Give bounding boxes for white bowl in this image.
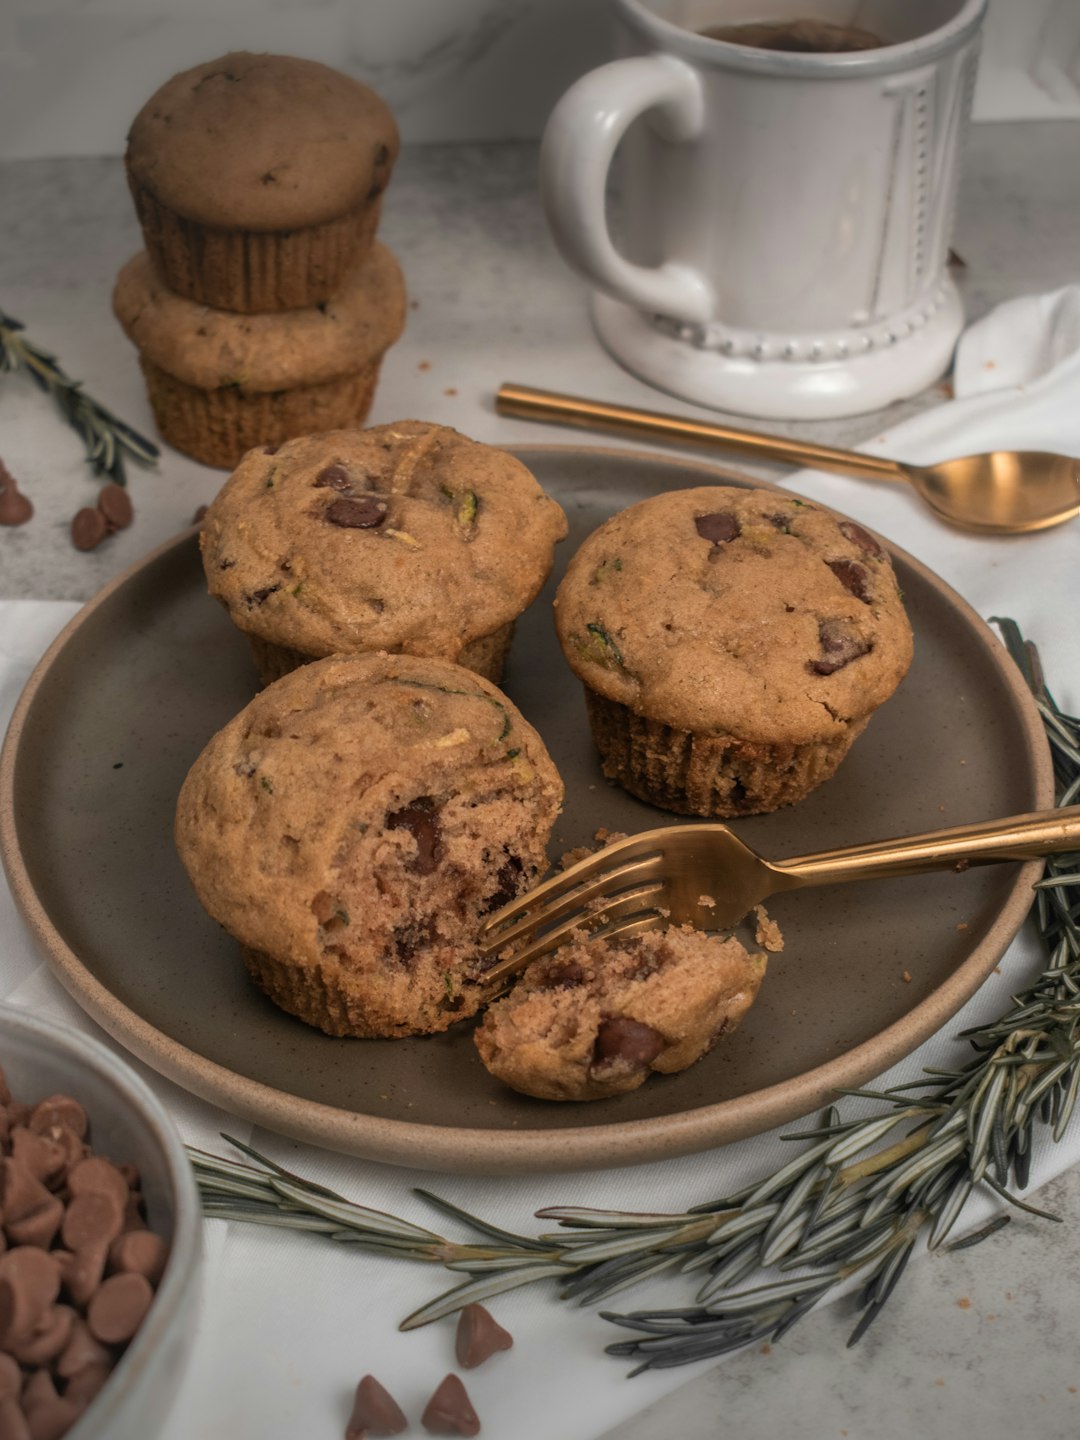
[0,1003,202,1439]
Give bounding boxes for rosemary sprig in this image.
[0,308,159,486]
[189,619,1080,1372]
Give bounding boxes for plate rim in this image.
[0,443,1055,1174]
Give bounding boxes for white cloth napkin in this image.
[1,289,1078,1440]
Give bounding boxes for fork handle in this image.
[772,805,1080,889]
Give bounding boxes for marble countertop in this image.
[2,124,1079,1440]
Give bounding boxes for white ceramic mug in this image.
[541,0,987,419]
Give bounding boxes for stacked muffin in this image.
[113,53,405,468]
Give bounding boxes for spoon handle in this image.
[771,806,1080,891]
[496,382,908,483]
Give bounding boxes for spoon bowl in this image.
[497,384,1080,535]
[907,450,1080,533]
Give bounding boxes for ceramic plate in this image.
[0,446,1053,1173]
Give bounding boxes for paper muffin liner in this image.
[138,355,383,470]
[239,945,483,1039]
[246,621,517,689]
[127,175,383,313]
[583,690,869,817]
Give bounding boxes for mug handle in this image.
[540,55,713,326]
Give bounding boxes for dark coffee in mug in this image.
[699,18,886,51]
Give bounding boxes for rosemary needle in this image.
[0,307,159,487]
[189,618,1080,1373]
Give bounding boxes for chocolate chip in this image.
[55,1244,108,1309]
[592,1017,665,1070]
[386,797,442,874]
[55,1316,112,1380]
[98,483,133,531]
[0,1353,18,1400]
[809,619,873,675]
[455,1302,513,1369]
[421,1374,480,1437]
[390,917,438,966]
[325,495,388,529]
[0,1396,29,1439]
[695,512,741,544]
[838,520,883,556]
[61,1192,124,1251]
[86,1272,153,1344]
[28,1097,86,1141]
[765,512,792,531]
[9,1131,67,1189]
[71,507,107,552]
[22,1391,83,1439]
[481,856,523,915]
[249,584,281,606]
[0,472,32,527]
[346,1374,407,1438]
[107,1230,169,1285]
[7,1303,74,1366]
[67,1157,130,1211]
[0,1249,61,1345]
[313,464,354,492]
[539,961,585,990]
[826,557,872,603]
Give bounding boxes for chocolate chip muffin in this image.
[125,52,399,313]
[555,487,913,817]
[174,652,564,1038]
[113,244,404,469]
[200,421,569,684]
[475,926,767,1101]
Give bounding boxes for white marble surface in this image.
[1,0,1079,164]
[2,125,1080,1439]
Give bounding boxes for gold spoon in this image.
[496,383,1080,536]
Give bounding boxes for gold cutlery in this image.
[496,382,1080,536]
[479,805,1080,981]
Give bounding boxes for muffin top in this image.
[555,486,913,744]
[126,52,399,230]
[201,422,569,660]
[113,244,405,391]
[175,651,563,978]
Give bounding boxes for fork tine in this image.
[479,854,667,958]
[476,831,669,939]
[480,893,668,986]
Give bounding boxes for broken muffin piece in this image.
[474,925,766,1101]
[175,652,563,1037]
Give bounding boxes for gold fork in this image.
[477,806,1080,985]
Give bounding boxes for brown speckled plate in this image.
[0,446,1053,1174]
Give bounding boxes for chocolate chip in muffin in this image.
[695,511,741,545]
[809,618,873,675]
[592,1016,666,1071]
[826,557,872,603]
[838,520,883,556]
[313,464,354,493]
[386,797,442,874]
[325,495,388,529]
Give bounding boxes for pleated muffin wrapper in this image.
[113,242,406,470]
[124,51,399,313]
[554,485,915,819]
[583,689,871,818]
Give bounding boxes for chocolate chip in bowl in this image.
[0,1005,201,1440]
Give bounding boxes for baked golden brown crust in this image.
[556,487,913,745]
[113,244,404,392]
[554,487,913,816]
[126,52,399,231]
[174,653,564,1038]
[474,926,767,1101]
[200,421,569,671]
